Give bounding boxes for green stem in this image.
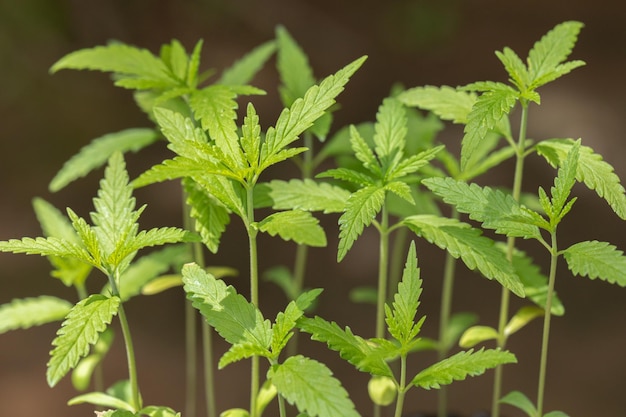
[437,209,458,417]
[246,184,260,417]
[202,320,217,417]
[537,230,558,417]
[393,355,407,417]
[376,204,390,339]
[491,102,528,417]
[109,271,141,411]
[184,299,197,417]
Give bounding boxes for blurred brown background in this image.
[1,1,625,416]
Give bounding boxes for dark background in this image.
[1,1,625,416]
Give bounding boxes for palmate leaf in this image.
[0,296,73,334]
[49,128,159,192]
[563,240,626,287]
[50,42,178,90]
[254,179,350,213]
[460,82,518,171]
[536,138,626,220]
[386,241,423,345]
[257,210,327,247]
[269,355,360,417]
[182,263,272,349]
[527,21,585,90]
[410,348,516,390]
[298,316,392,377]
[184,178,231,253]
[397,85,476,124]
[262,55,367,165]
[337,185,386,261]
[422,177,543,240]
[47,294,120,387]
[403,214,524,296]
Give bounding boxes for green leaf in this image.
[403,214,524,296]
[49,128,159,192]
[496,47,529,93]
[110,227,194,269]
[33,198,93,286]
[459,326,499,348]
[337,185,386,261]
[527,21,585,90]
[182,263,272,348]
[184,178,231,253]
[68,391,135,412]
[218,40,277,86]
[373,97,407,170]
[47,294,120,387]
[0,296,73,334]
[255,179,350,214]
[0,235,94,265]
[257,210,327,247]
[422,177,543,240]
[548,140,579,220]
[298,316,392,377]
[269,355,360,417]
[397,85,476,124]
[460,81,518,171]
[140,405,181,417]
[500,390,537,417]
[386,241,423,345]
[563,241,626,287]
[276,26,316,106]
[505,306,544,337]
[349,125,379,172]
[536,138,626,220]
[240,103,262,173]
[262,56,367,164]
[272,289,323,355]
[50,42,177,90]
[410,348,516,389]
[441,312,479,351]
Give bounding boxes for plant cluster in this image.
[1,20,625,417]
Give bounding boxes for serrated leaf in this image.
[373,97,406,170]
[386,241,423,344]
[298,316,392,377]
[422,177,543,240]
[262,56,367,164]
[114,227,196,266]
[218,40,276,86]
[496,47,530,93]
[184,178,230,253]
[0,236,94,265]
[240,103,262,172]
[49,129,159,192]
[255,179,350,213]
[0,296,73,334]
[317,167,376,187]
[337,185,386,261]
[272,289,323,355]
[460,82,518,171]
[527,21,585,90]
[50,42,177,90]
[349,124,378,171]
[388,145,443,180]
[47,294,120,387]
[276,26,315,106]
[410,348,516,389]
[536,138,626,220]
[257,210,326,247]
[563,241,626,287]
[269,355,360,417]
[220,342,272,369]
[397,85,476,124]
[549,140,579,220]
[182,263,272,348]
[403,214,524,296]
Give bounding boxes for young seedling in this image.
[299,241,517,417]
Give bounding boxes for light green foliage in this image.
[268,355,360,417]
[183,178,231,253]
[256,210,327,247]
[0,296,72,333]
[47,294,120,387]
[563,241,626,286]
[254,179,350,213]
[537,138,626,219]
[320,97,442,260]
[500,390,571,417]
[402,214,524,296]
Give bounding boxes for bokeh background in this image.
[1,1,625,416]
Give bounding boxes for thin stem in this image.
[286,243,308,357]
[184,300,197,417]
[202,321,217,417]
[376,204,390,339]
[393,355,407,417]
[536,230,558,417]
[491,102,529,417]
[246,184,260,417]
[109,271,141,411]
